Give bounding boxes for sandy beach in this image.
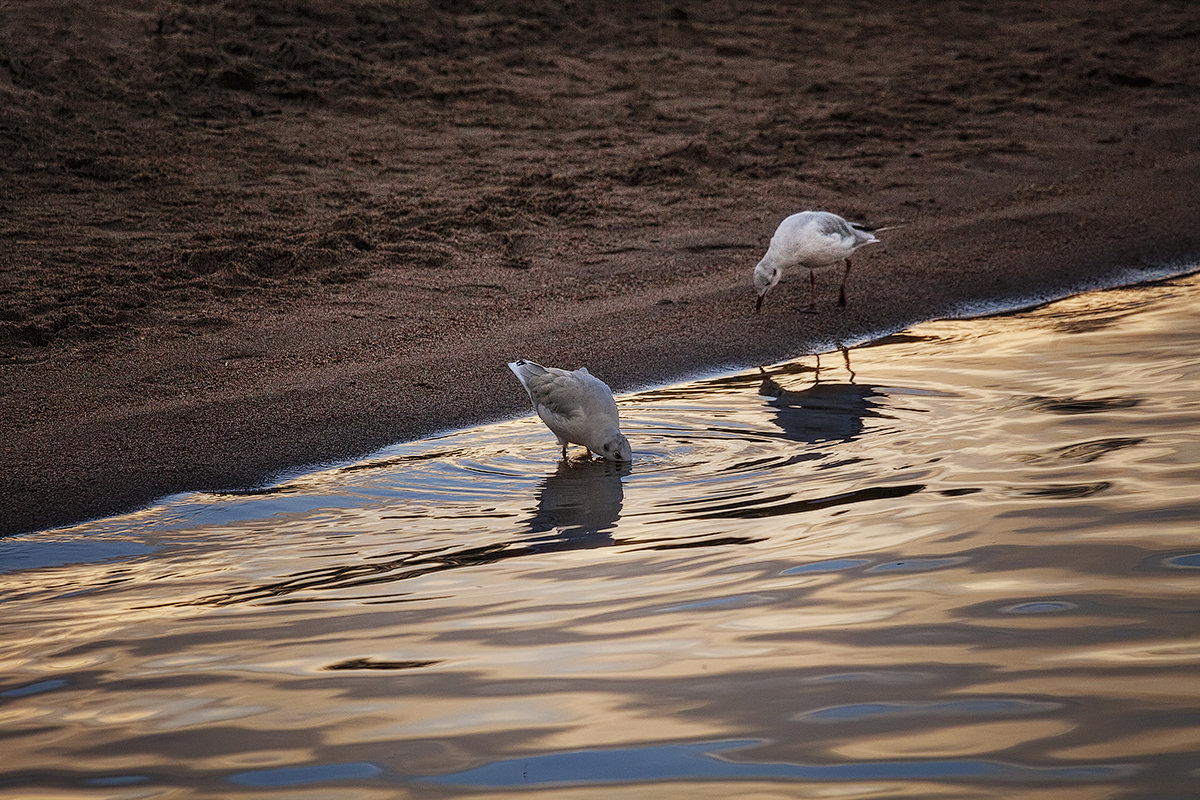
[2,0,1197,536]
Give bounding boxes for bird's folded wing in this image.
[816,214,853,238]
[527,370,588,423]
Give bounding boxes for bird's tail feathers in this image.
[851,221,905,234]
[507,359,547,387]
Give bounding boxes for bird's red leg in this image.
[838,259,852,307]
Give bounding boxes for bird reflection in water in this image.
[196,459,631,605]
[758,349,882,445]
[525,458,631,548]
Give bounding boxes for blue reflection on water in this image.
[422,739,1128,787]
[781,558,871,575]
[800,698,1060,721]
[0,539,155,574]
[229,762,383,788]
[82,775,152,787]
[1003,600,1076,614]
[1,679,69,698]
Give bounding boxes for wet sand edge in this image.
[6,158,1197,537]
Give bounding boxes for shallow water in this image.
[3,272,1200,799]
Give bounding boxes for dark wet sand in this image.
[2,1,1198,535]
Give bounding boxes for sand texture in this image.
[2,1,1198,534]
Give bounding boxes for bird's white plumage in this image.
[753,210,885,311]
[508,359,632,461]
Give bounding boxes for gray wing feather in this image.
[816,213,878,248]
[529,371,589,422]
[815,213,854,238]
[509,360,588,420]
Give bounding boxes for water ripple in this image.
[3,271,1199,797]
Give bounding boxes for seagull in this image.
[508,359,633,462]
[753,211,893,313]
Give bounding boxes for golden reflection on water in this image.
[2,272,1200,797]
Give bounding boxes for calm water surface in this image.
[3,273,1200,799]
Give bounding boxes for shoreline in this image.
[9,249,1199,537]
[910,260,1200,323]
[3,1,1199,536]
[34,261,1200,539]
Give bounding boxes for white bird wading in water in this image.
[508,359,633,462]
[753,211,893,313]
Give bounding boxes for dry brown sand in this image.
[2,1,1198,535]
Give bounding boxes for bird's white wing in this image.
[525,367,591,428]
[776,211,876,266]
[572,368,620,422]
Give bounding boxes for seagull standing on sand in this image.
[753,211,890,313]
[508,359,633,462]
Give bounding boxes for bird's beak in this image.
[755,293,765,313]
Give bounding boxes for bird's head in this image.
[753,259,781,313]
[599,433,633,463]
